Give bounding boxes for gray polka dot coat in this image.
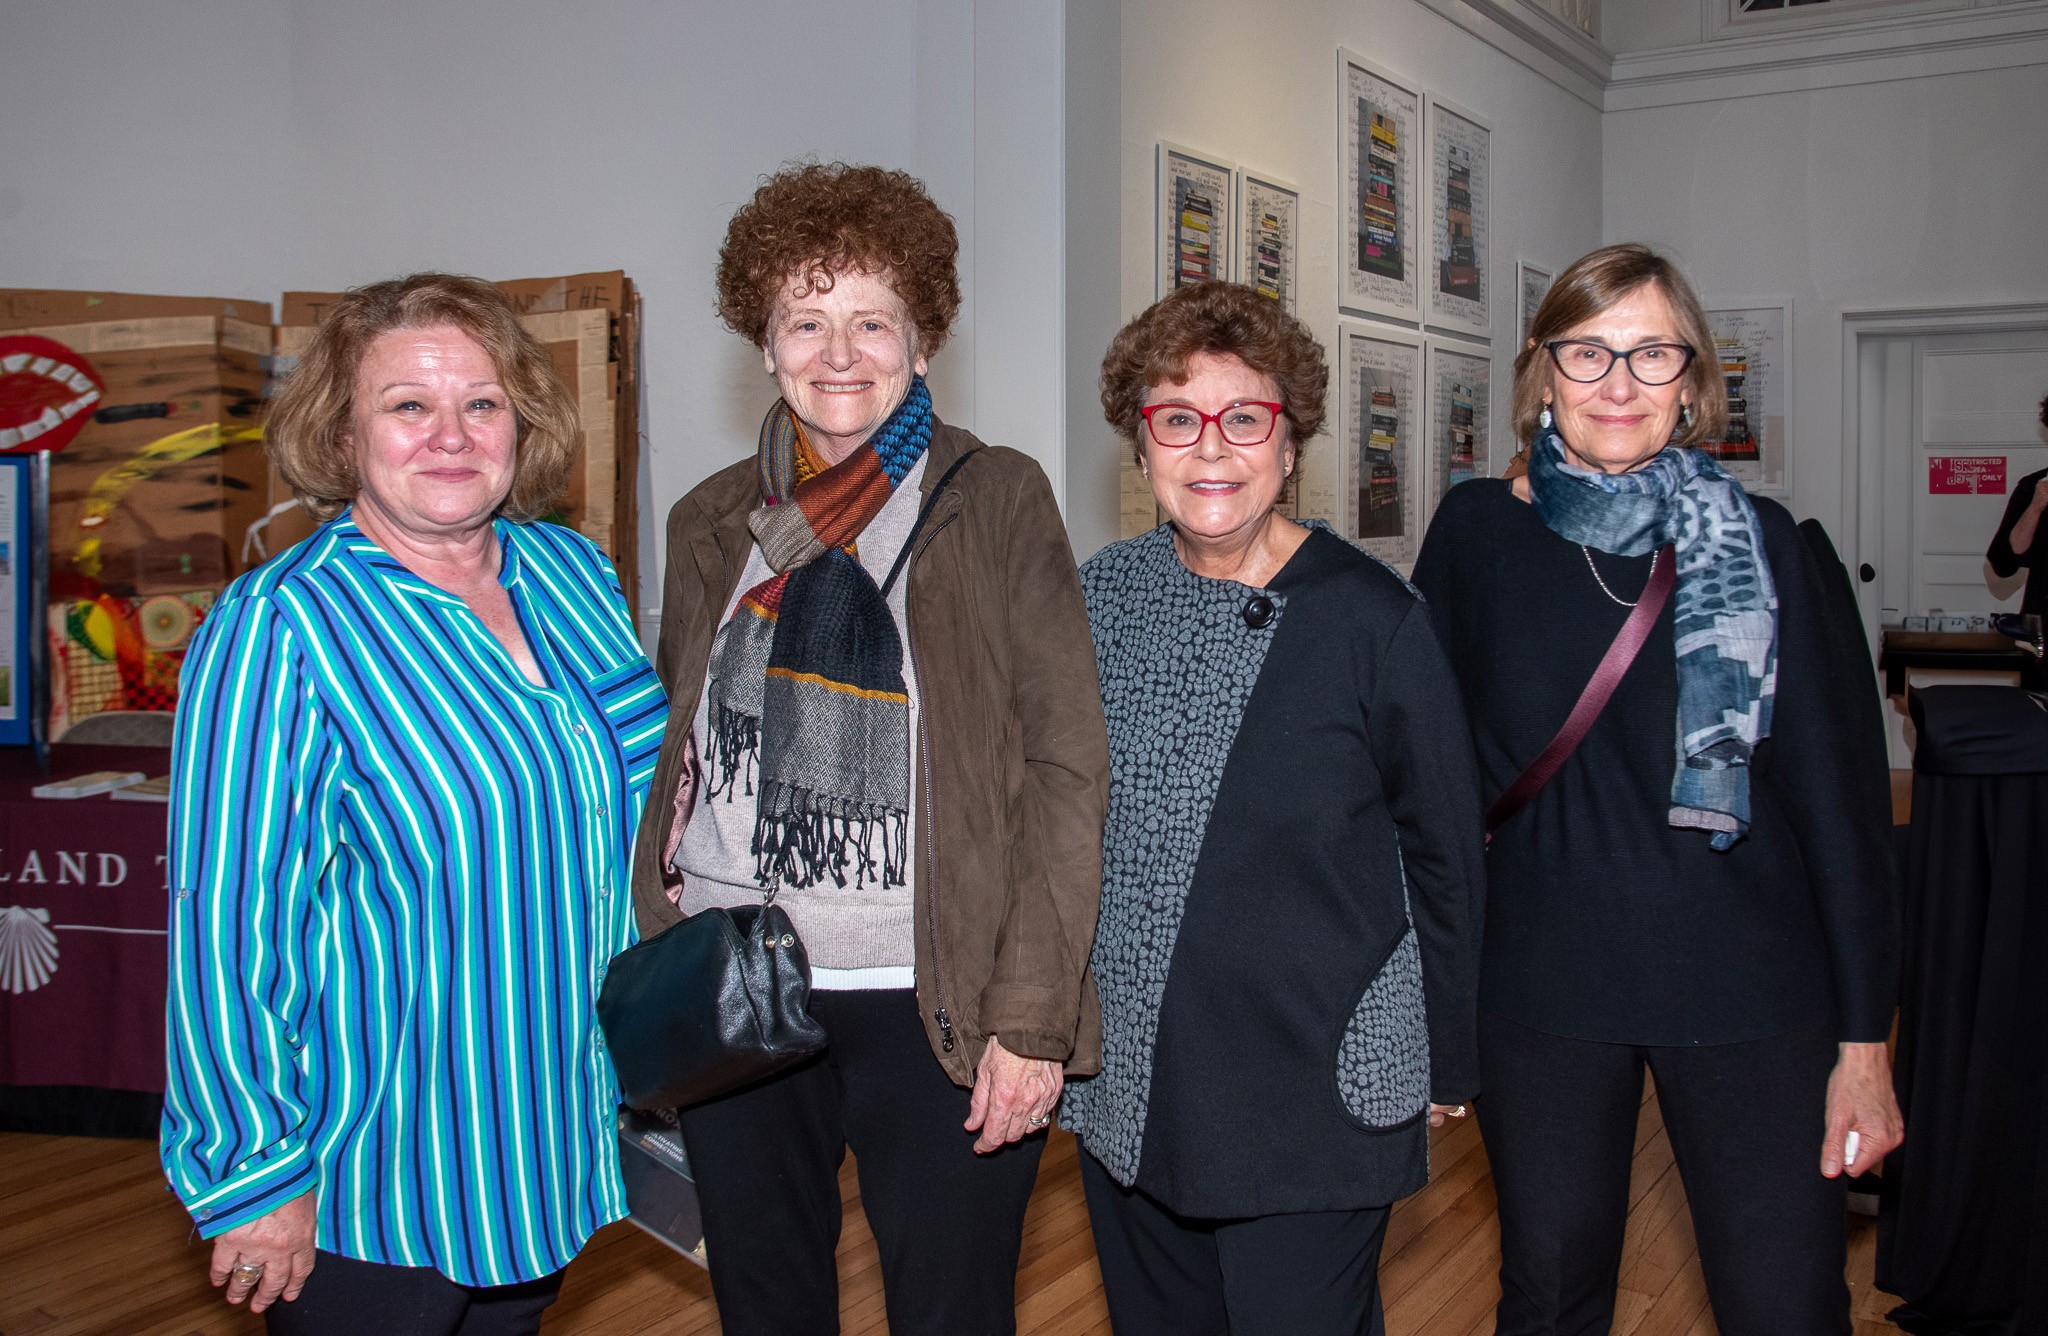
[1059,525,1485,1217]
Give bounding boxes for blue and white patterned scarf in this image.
[1527,425,1777,850]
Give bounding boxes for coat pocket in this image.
[1334,926,1432,1129]
[591,659,669,792]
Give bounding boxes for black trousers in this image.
[264,1250,563,1336]
[675,988,1047,1336]
[1080,1148,1391,1336]
[1479,1010,1851,1336]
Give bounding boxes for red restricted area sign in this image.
[1929,456,2007,495]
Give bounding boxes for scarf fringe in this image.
[703,703,760,801]
[751,782,909,890]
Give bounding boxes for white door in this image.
[1870,328,2048,623]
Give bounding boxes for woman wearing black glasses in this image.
[1064,280,1484,1335]
[1412,244,1902,1336]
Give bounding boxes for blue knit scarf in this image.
[1527,424,1777,850]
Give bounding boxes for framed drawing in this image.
[1338,51,1423,321]
[1426,97,1491,337]
[1516,260,1553,350]
[1701,300,1790,494]
[1236,169,1301,313]
[1425,339,1493,515]
[1338,322,1426,567]
[1157,143,1235,300]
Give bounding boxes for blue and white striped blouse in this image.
[161,513,667,1287]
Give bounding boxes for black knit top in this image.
[1062,525,1485,1217]
[1412,481,1899,1047]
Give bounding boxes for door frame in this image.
[1841,300,2048,645]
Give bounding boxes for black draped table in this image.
[0,744,173,1137]
[1879,686,2048,1334]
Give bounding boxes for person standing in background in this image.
[1985,394,2048,620]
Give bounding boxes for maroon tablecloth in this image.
[0,745,173,1092]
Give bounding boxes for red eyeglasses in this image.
[1139,400,1286,448]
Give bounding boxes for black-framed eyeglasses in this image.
[1139,400,1285,448]
[1546,340,1697,386]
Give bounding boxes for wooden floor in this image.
[1,1095,1903,1336]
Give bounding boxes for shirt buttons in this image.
[596,804,608,818]
[197,1208,213,1221]
[573,723,588,736]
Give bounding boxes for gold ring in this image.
[231,1261,265,1285]
[1453,1105,1469,1118]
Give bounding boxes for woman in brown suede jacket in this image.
[626,162,1109,1336]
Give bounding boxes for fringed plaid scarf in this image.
[702,376,934,889]
[1528,424,1778,850]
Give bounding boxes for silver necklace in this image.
[1581,545,1638,607]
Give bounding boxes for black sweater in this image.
[1987,466,2048,619]
[1066,526,1485,1217]
[1412,481,1899,1046]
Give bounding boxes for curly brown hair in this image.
[1100,282,1328,464]
[268,272,580,524]
[716,162,961,354]
[1513,243,1726,449]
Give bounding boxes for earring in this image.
[1680,402,1694,428]
[1539,403,1554,430]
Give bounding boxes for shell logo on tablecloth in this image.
[0,905,58,994]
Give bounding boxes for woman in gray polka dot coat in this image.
[1060,281,1485,1336]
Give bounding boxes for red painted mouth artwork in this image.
[0,333,104,454]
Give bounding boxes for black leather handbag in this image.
[597,898,827,1111]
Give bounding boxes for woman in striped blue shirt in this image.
[161,273,666,1335]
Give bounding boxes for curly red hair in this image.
[1100,282,1328,464]
[716,162,961,354]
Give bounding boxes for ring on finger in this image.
[232,1261,265,1286]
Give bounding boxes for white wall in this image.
[1602,62,2048,540]
[1088,0,1607,552]
[1601,0,1708,52]
[0,0,1077,622]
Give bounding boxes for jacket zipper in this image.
[905,508,960,1054]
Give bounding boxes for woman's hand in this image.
[1427,1102,1471,1129]
[1821,1041,1904,1178]
[965,1034,1063,1154]
[2011,476,2048,556]
[209,1189,317,1312]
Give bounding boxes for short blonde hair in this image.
[268,273,581,523]
[1512,243,1726,449]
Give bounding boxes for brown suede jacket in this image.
[629,422,1108,1087]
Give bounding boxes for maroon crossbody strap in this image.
[1485,543,1676,837]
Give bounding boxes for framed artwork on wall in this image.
[1425,339,1493,514]
[1701,299,1791,495]
[1157,143,1235,300]
[1426,97,1491,338]
[1236,169,1301,313]
[1337,51,1423,322]
[1516,260,1553,350]
[1338,322,1426,567]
